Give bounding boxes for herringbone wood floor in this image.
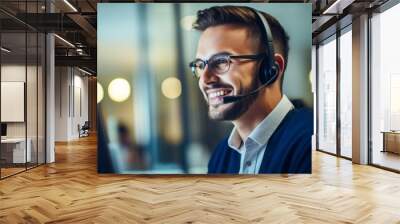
[1,135,400,224]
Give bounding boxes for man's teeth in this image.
[209,90,228,98]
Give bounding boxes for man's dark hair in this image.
[193,5,290,87]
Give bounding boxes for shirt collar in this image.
[227,95,294,151]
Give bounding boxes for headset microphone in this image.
[221,73,277,104]
[222,87,261,104]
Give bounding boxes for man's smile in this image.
[206,88,233,106]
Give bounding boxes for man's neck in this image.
[232,91,282,142]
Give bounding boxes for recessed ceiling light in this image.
[78,67,92,76]
[1,47,11,53]
[63,0,78,12]
[54,34,75,48]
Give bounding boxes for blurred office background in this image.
[97,3,312,174]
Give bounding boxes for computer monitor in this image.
[1,123,7,137]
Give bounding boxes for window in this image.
[371,2,400,171]
[339,28,352,158]
[317,36,337,154]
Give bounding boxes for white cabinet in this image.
[1,138,32,163]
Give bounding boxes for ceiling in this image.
[0,0,391,75]
[0,0,98,74]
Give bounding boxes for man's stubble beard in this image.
[208,79,260,121]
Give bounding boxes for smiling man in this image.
[189,5,313,174]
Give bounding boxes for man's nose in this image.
[200,65,219,85]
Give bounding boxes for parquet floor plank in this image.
[1,135,400,223]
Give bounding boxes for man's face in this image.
[196,25,261,120]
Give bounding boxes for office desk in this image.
[382,131,400,154]
[1,138,31,163]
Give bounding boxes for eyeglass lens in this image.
[192,55,230,78]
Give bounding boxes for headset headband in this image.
[254,10,275,69]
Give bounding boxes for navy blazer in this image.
[208,108,313,174]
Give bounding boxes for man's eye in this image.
[211,58,228,69]
[196,61,205,69]
[215,58,226,64]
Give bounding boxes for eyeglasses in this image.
[189,53,266,78]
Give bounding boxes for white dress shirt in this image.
[227,95,294,174]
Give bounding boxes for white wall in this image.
[55,67,89,141]
[55,66,69,141]
[1,65,38,137]
[1,66,26,138]
[1,65,27,142]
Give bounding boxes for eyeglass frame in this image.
[188,52,266,78]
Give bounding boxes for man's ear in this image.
[274,54,285,79]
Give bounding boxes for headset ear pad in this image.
[268,62,280,84]
[258,58,279,85]
[258,58,269,85]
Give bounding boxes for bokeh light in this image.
[97,82,104,103]
[108,78,131,102]
[161,77,182,99]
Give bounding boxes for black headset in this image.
[252,10,280,86]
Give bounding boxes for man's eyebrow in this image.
[196,51,231,60]
[211,51,232,57]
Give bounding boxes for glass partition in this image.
[0,1,46,179]
[1,31,28,177]
[317,35,337,155]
